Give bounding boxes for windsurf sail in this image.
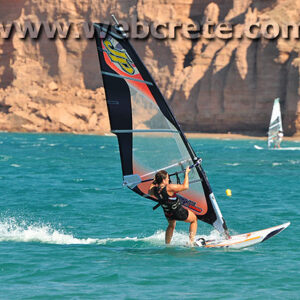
[93,18,229,237]
[268,98,283,148]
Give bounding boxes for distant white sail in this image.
[268,98,283,148]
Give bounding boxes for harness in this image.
[152,186,180,212]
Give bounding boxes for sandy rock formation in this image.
[0,0,299,135]
[0,84,109,133]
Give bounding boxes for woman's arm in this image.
[167,166,190,193]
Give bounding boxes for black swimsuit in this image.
[153,186,188,221]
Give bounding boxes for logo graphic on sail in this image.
[103,38,136,75]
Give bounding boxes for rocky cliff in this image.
[0,0,299,135]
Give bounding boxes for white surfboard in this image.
[254,145,300,151]
[195,222,290,249]
[272,147,300,151]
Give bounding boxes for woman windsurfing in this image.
[148,167,198,245]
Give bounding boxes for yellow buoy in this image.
[226,189,232,197]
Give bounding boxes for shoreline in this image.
[1,130,300,141]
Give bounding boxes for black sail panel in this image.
[94,22,229,236]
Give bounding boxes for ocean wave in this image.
[52,204,69,208]
[225,163,240,166]
[0,155,11,161]
[0,219,220,247]
[10,164,21,168]
[73,178,84,182]
[0,218,98,245]
[0,218,233,248]
[288,160,300,165]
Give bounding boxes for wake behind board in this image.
[254,145,264,150]
[254,145,300,151]
[195,222,290,249]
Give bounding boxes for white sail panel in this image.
[268,98,283,148]
[128,83,207,215]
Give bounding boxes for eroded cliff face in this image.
[0,0,299,135]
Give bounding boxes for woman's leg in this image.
[184,210,198,244]
[165,219,176,244]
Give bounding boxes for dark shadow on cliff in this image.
[250,0,277,11]
[188,0,233,23]
[0,40,14,88]
[184,40,196,68]
[37,10,59,78]
[179,43,237,133]
[280,51,299,136]
[82,38,103,90]
[0,0,27,88]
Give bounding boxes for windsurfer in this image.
[275,130,283,148]
[148,167,198,245]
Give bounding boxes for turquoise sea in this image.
[0,133,299,299]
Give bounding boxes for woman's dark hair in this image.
[153,170,168,185]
